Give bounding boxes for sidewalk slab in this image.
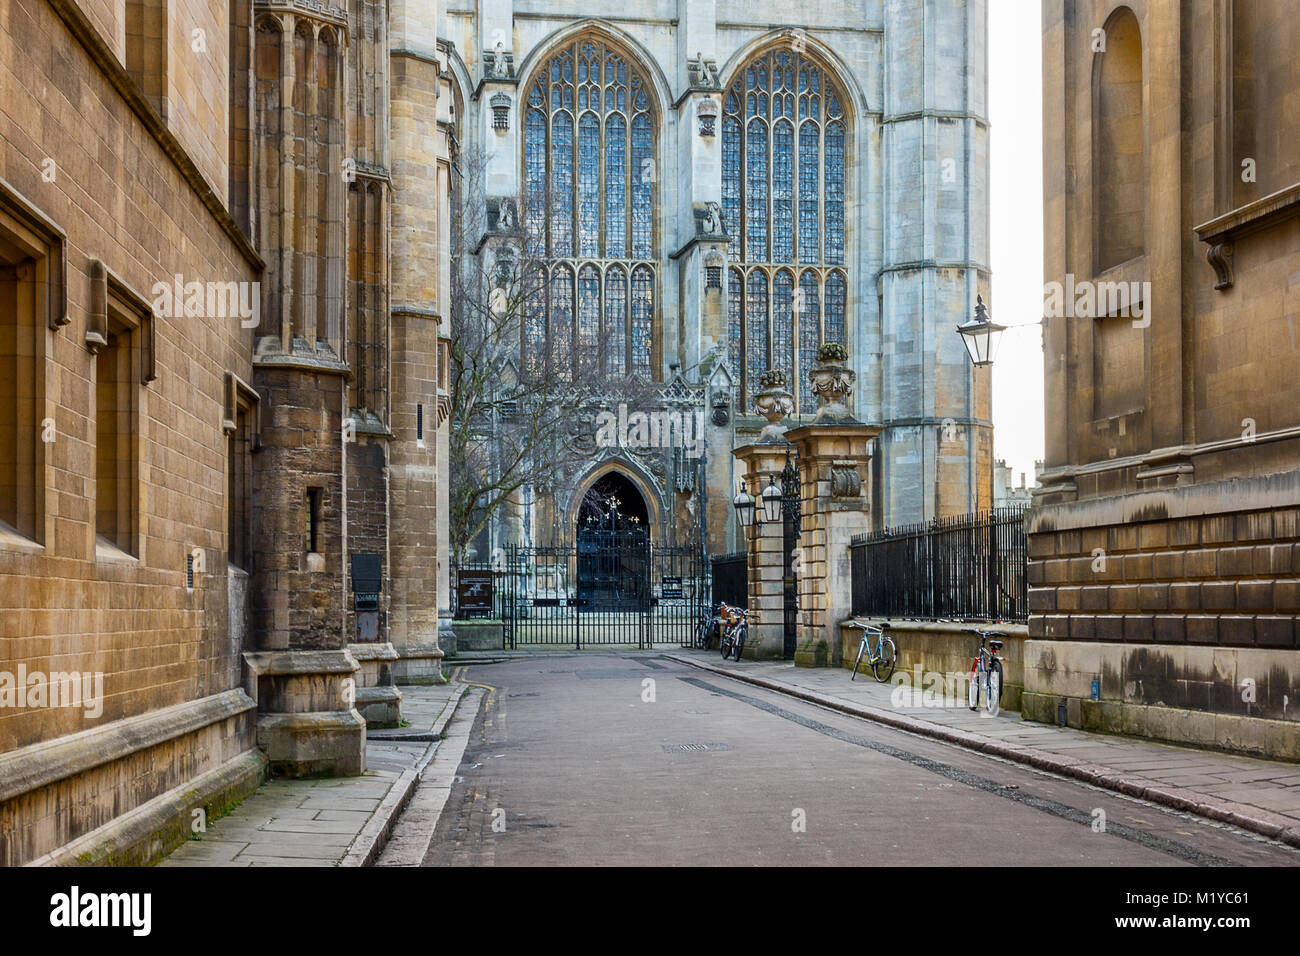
[161,683,473,867]
[665,651,1300,848]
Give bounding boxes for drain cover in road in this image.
[661,742,733,753]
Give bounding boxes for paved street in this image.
[421,654,1300,866]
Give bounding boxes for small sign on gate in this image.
[661,575,683,599]
[457,570,495,618]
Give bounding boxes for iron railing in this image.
[849,506,1029,622]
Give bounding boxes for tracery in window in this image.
[522,37,658,380]
[722,46,851,411]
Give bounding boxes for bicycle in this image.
[847,621,896,682]
[695,604,721,650]
[963,627,1007,716]
[718,604,747,661]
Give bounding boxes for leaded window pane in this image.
[577,265,600,377]
[524,265,547,378]
[772,271,794,386]
[799,121,820,264]
[825,121,845,265]
[631,266,654,378]
[525,109,547,257]
[745,120,768,261]
[727,267,743,382]
[722,116,741,259]
[605,266,627,377]
[578,113,600,257]
[746,270,768,388]
[773,121,794,262]
[825,271,847,348]
[798,271,821,411]
[550,264,574,381]
[605,114,626,257]
[631,113,654,258]
[551,112,573,256]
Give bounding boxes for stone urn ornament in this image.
[808,342,856,422]
[753,368,794,442]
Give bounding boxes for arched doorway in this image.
[576,472,649,611]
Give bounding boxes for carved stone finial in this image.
[754,368,794,442]
[808,342,857,423]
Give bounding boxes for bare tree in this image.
[447,149,657,562]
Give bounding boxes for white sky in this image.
[987,0,1045,487]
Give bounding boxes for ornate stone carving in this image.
[830,461,862,499]
[808,342,856,422]
[1206,241,1234,290]
[484,42,515,80]
[490,91,511,131]
[753,368,794,442]
[696,97,718,137]
[687,53,720,89]
[693,201,725,238]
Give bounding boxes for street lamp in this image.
[732,482,756,530]
[956,295,1005,367]
[761,475,783,525]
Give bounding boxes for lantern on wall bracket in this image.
[760,475,783,525]
[732,482,756,530]
[956,295,1005,367]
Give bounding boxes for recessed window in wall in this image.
[1093,8,1144,272]
[95,322,139,556]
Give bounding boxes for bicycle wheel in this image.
[872,637,897,683]
[720,634,731,659]
[968,663,980,710]
[732,629,745,661]
[851,636,866,681]
[985,661,1003,717]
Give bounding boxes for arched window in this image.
[723,46,848,411]
[522,37,657,380]
[1093,8,1143,271]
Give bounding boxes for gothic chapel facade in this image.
[447,0,994,557]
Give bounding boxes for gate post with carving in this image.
[732,370,797,660]
[785,345,881,667]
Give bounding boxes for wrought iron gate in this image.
[781,452,801,660]
[490,536,707,648]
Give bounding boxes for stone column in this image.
[731,370,795,660]
[785,346,880,667]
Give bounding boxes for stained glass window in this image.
[723,46,851,411]
[727,267,744,379]
[577,265,601,377]
[798,271,821,409]
[772,271,794,386]
[825,271,847,348]
[746,271,768,389]
[605,266,627,377]
[631,265,654,378]
[550,264,574,382]
[521,38,658,381]
[524,264,547,378]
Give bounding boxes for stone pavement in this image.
[160,683,473,867]
[667,650,1300,847]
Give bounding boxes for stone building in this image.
[445,0,994,563]
[1030,1,1300,759]
[0,0,453,865]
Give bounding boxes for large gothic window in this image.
[723,47,848,411]
[523,38,657,381]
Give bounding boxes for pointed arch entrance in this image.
[576,470,649,611]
